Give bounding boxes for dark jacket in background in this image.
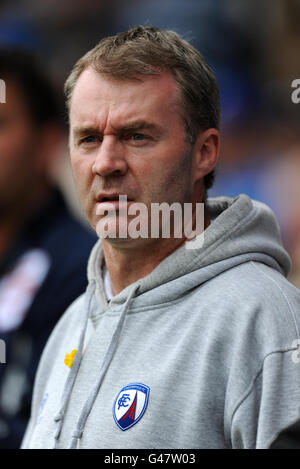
[0,187,97,448]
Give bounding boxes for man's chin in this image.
[95,220,136,242]
[100,235,155,252]
[95,218,152,249]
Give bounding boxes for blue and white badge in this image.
[113,383,150,431]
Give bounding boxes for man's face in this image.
[0,82,43,218]
[69,68,199,245]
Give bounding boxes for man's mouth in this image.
[101,196,121,202]
[95,194,134,215]
[96,193,133,203]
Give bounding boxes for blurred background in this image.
[0,0,300,448]
[0,0,299,283]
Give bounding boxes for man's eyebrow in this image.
[72,121,163,137]
[113,121,162,133]
[72,126,99,138]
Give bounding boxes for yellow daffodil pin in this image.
[64,349,77,368]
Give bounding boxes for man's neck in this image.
[102,209,211,296]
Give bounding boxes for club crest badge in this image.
[113,383,150,431]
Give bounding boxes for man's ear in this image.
[191,128,220,184]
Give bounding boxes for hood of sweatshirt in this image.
[87,193,291,317]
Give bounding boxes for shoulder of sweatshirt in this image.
[204,260,300,437]
[200,259,300,352]
[249,260,300,341]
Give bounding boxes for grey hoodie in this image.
[22,194,300,449]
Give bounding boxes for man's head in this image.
[0,48,63,220]
[66,26,220,246]
[66,26,220,190]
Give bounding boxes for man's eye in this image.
[132,133,145,141]
[81,136,98,144]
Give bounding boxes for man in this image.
[0,49,96,448]
[22,26,300,449]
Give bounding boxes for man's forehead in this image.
[70,66,182,122]
[73,65,179,93]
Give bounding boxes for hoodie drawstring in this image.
[69,282,140,449]
[53,279,96,449]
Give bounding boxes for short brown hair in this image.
[65,25,220,190]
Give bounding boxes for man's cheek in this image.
[72,172,89,212]
[72,160,86,189]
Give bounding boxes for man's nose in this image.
[92,135,128,177]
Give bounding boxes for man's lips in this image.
[96,193,133,203]
[95,194,134,214]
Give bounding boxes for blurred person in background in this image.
[0,48,96,448]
